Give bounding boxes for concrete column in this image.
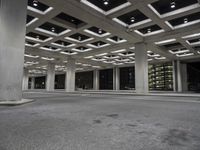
[173,61,188,92]
[0,0,27,101]
[65,58,76,92]
[93,69,99,90]
[31,77,35,89]
[135,43,149,94]
[22,68,29,91]
[113,67,120,90]
[46,63,55,91]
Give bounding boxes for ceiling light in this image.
[184,18,188,24]
[170,1,176,8]
[131,17,135,23]
[51,27,55,32]
[36,35,40,39]
[33,0,38,7]
[98,29,102,34]
[78,36,82,41]
[147,28,151,33]
[103,0,109,5]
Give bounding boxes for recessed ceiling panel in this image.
[117,9,149,25]
[151,0,198,15]
[86,0,128,11]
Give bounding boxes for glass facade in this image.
[187,62,200,92]
[120,67,135,90]
[149,62,173,91]
[55,74,65,89]
[75,71,93,90]
[35,76,46,89]
[99,69,113,90]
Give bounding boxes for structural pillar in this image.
[46,63,55,91]
[65,58,76,92]
[135,43,149,94]
[173,60,188,92]
[0,0,27,101]
[93,69,99,90]
[22,68,29,91]
[31,77,35,90]
[113,67,120,90]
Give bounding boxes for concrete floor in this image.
[0,92,200,150]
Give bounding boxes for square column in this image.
[93,69,99,90]
[113,67,120,90]
[65,58,76,92]
[135,43,149,94]
[22,68,29,91]
[0,0,27,101]
[31,77,35,90]
[46,63,55,91]
[173,61,188,92]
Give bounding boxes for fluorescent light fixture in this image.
[27,6,53,15]
[84,56,94,59]
[155,39,176,45]
[176,53,194,57]
[118,52,135,57]
[51,42,76,48]
[113,62,124,65]
[26,36,53,43]
[113,18,152,28]
[111,49,126,53]
[186,40,200,46]
[169,49,190,54]
[103,60,115,63]
[65,37,94,43]
[40,47,61,52]
[106,38,127,44]
[115,58,130,62]
[92,58,106,61]
[26,18,38,27]
[182,33,200,39]
[87,43,110,49]
[41,57,55,61]
[24,54,39,58]
[84,29,110,37]
[25,43,40,47]
[155,57,166,60]
[35,28,71,36]
[103,55,119,59]
[92,66,101,68]
[25,61,39,65]
[60,51,77,55]
[96,53,108,57]
[72,47,92,52]
[134,29,165,37]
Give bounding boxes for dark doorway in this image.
[120,67,135,90]
[99,69,113,90]
[75,71,93,90]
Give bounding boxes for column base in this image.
[0,99,34,106]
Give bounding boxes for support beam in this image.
[93,69,99,90]
[135,43,149,94]
[0,0,27,101]
[22,68,29,91]
[46,63,55,91]
[65,58,76,92]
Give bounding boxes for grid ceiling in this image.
[25,0,200,75]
